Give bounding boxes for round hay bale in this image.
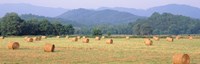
[24,36,29,40]
[77,36,81,39]
[33,37,39,41]
[166,37,173,42]
[56,36,60,38]
[82,36,86,39]
[126,36,130,39]
[173,54,190,64]
[82,38,89,43]
[7,42,20,49]
[26,38,33,42]
[95,36,101,40]
[42,36,47,39]
[189,36,193,40]
[153,36,159,41]
[106,39,113,44]
[38,36,42,41]
[65,36,69,39]
[101,36,105,39]
[144,39,153,46]
[44,43,55,52]
[0,36,5,39]
[72,37,78,42]
[176,36,180,40]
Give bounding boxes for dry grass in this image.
[0,37,200,64]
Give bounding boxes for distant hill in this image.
[98,4,200,19]
[0,3,68,17]
[57,8,144,25]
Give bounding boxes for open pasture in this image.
[0,36,200,64]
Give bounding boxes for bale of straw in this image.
[44,43,55,52]
[38,36,42,41]
[82,36,86,39]
[0,36,4,39]
[153,36,159,41]
[24,36,29,40]
[56,36,60,38]
[173,54,190,64]
[33,37,39,41]
[166,37,173,42]
[7,42,20,50]
[95,36,101,40]
[26,38,33,42]
[42,36,47,39]
[126,36,130,39]
[77,36,81,39]
[106,39,113,44]
[144,39,153,46]
[82,38,89,43]
[72,37,78,42]
[101,36,105,39]
[65,36,69,39]
[176,36,180,40]
[189,36,193,40]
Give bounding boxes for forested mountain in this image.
[0,3,68,17]
[99,4,200,19]
[131,12,200,35]
[57,8,144,25]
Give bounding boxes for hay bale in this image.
[189,36,193,40]
[42,36,47,39]
[82,38,89,43]
[106,39,113,44]
[101,36,105,39]
[72,37,78,42]
[33,37,39,41]
[77,36,81,39]
[173,54,190,64]
[56,36,60,38]
[82,36,86,39]
[7,42,20,49]
[0,36,4,39]
[166,37,173,42]
[176,36,180,40]
[24,36,29,40]
[38,36,42,41]
[95,36,101,40]
[144,39,153,46]
[44,43,55,52]
[126,36,130,39]
[65,36,69,39]
[153,36,159,41]
[26,38,33,42]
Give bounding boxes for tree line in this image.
[0,12,74,36]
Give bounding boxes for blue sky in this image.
[0,0,200,9]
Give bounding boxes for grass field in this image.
[0,37,200,64]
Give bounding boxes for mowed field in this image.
[0,37,200,64]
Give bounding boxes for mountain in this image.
[98,4,200,19]
[57,8,144,25]
[0,3,68,17]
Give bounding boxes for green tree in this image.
[92,28,102,36]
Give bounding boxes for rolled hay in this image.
[44,43,55,52]
[176,36,180,40]
[101,36,105,39]
[173,54,190,64]
[126,36,130,39]
[7,42,20,49]
[65,36,69,39]
[38,36,42,41]
[106,39,113,44]
[42,36,47,39]
[0,36,4,39]
[166,37,173,42]
[56,36,60,38]
[189,36,193,40]
[33,37,39,41]
[77,36,81,39]
[71,37,78,42]
[82,38,89,43]
[153,36,159,41]
[26,38,33,42]
[82,36,86,39]
[95,36,101,40]
[24,36,29,40]
[144,39,153,46]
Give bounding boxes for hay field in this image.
[0,37,200,64]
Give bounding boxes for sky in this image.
[0,0,200,9]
